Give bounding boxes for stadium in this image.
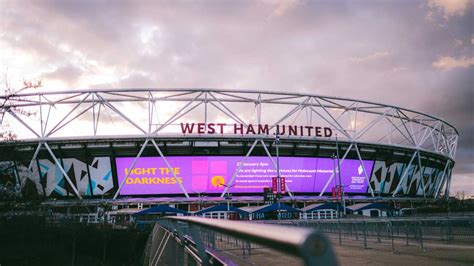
[0,88,459,214]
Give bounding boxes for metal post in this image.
[335,135,347,214]
[377,222,381,243]
[405,222,409,246]
[210,230,215,249]
[260,139,294,198]
[220,139,259,197]
[113,139,149,199]
[7,109,40,137]
[392,151,418,196]
[227,193,230,220]
[338,221,342,246]
[319,143,353,196]
[221,183,234,220]
[390,221,395,253]
[43,142,82,199]
[416,152,427,198]
[446,218,451,242]
[363,221,367,249]
[275,135,281,220]
[354,144,375,197]
[96,93,147,134]
[151,139,190,198]
[445,167,453,201]
[355,224,358,241]
[332,153,341,217]
[418,221,424,251]
[434,161,450,198]
[27,142,42,170]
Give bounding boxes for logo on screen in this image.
[358,164,363,175]
[211,175,225,188]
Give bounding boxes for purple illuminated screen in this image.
[116,156,374,195]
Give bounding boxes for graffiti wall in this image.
[0,157,113,197]
[37,157,113,197]
[1,156,448,198]
[369,161,445,196]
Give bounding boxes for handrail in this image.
[165,216,338,265]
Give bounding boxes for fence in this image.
[143,216,338,266]
[267,217,474,253]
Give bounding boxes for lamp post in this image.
[335,134,346,217]
[221,183,235,220]
[275,135,281,220]
[192,191,204,211]
[332,153,341,218]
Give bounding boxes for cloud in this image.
[347,52,389,64]
[454,39,463,47]
[267,0,301,17]
[390,66,408,73]
[427,0,471,19]
[432,56,474,70]
[43,64,83,85]
[0,1,472,194]
[450,173,474,197]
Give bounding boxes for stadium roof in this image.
[240,203,301,213]
[347,203,397,212]
[132,205,188,216]
[301,202,348,212]
[194,205,249,215]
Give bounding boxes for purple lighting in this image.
[116,156,374,195]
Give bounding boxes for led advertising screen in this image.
[116,156,374,195]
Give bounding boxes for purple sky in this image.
[1,0,472,196]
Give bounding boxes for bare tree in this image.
[454,190,466,201]
[1,68,42,140]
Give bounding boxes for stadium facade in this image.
[0,89,458,208]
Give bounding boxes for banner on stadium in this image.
[115,156,373,195]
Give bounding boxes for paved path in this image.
[212,237,474,265]
[333,241,474,266]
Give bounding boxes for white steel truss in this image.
[1,89,458,200]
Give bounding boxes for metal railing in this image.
[265,217,474,253]
[143,216,338,265]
